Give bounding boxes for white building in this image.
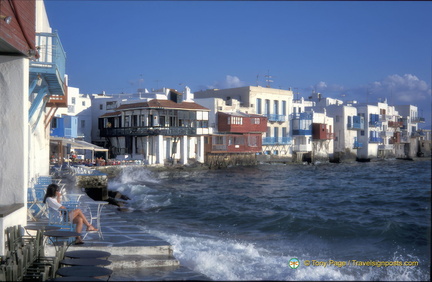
[53,85,92,142]
[0,0,65,254]
[195,86,294,157]
[91,87,194,146]
[326,102,364,161]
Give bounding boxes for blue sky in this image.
[45,1,431,128]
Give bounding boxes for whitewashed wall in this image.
[0,56,29,254]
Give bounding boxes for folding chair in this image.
[47,206,77,245]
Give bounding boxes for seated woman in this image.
[43,184,98,244]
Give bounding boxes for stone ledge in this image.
[0,203,24,217]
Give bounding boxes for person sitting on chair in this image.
[43,183,98,244]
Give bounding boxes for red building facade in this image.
[205,112,267,153]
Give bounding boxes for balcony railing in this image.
[265,114,286,122]
[262,137,292,145]
[369,121,381,127]
[353,141,363,148]
[100,126,197,137]
[290,113,313,120]
[369,137,383,143]
[347,122,364,130]
[411,117,425,123]
[30,32,66,96]
[292,129,312,136]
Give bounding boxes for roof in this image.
[50,137,108,152]
[219,111,266,118]
[100,111,121,118]
[116,99,210,111]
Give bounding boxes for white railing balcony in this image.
[30,32,66,96]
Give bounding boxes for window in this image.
[82,101,86,106]
[274,101,279,115]
[251,118,260,124]
[248,135,258,147]
[228,116,243,125]
[106,101,117,110]
[282,101,287,116]
[214,136,225,145]
[71,97,76,104]
[80,120,85,128]
[265,100,270,115]
[51,118,58,129]
[256,98,262,114]
[99,104,103,110]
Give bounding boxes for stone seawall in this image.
[206,153,257,169]
[76,172,108,201]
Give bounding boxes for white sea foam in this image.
[141,228,428,281]
[112,166,160,186]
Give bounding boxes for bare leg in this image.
[74,216,84,233]
[73,216,84,243]
[71,209,98,231]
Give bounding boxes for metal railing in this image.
[290,113,313,120]
[265,114,286,122]
[353,141,363,148]
[100,126,197,137]
[292,129,312,136]
[31,32,66,81]
[369,121,381,127]
[369,137,383,143]
[411,117,425,123]
[262,137,292,145]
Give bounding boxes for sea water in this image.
[108,159,431,281]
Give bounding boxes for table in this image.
[25,225,60,233]
[48,277,104,281]
[43,230,81,251]
[56,266,113,278]
[84,201,108,240]
[65,250,111,259]
[25,225,61,244]
[60,258,112,267]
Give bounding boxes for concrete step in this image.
[108,254,179,269]
[46,244,173,257]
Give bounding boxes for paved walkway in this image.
[28,173,210,281]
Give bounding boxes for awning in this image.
[50,137,108,152]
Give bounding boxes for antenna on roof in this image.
[264,70,274,88]
[256,74,260,86]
